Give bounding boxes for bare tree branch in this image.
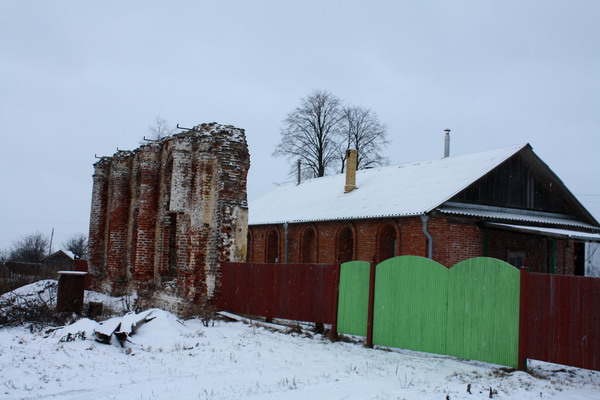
[339,105,389,172]
[142,115,176,143]
[63,233,88,260]
[9,233,49,263]
[274,91,390,179]
[273,90,344,178]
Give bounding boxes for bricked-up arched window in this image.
[377,224,397,262]
[301,227,317,263]
[246,231,253,262]
[266,229,280,263]
[336,226,354,263]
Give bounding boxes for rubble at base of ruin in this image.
[87,123,250,311]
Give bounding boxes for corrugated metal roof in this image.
[249,144,528,225]
[438,204,600,231]
[485,223,600,242]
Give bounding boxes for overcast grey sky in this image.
[1,1,599,253]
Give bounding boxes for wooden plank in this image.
[216,311,313,334]
[94,316,122,344]
[366,261,376,348]
[336,261,370,337]
[518,270,528,370]
[522,273,600,371]
[373,256,448,356]
[446,257,520,368]
[218,262,338,325]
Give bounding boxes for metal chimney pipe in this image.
[444,129,451,158]
[296,159,301,185]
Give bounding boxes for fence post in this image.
[330,262,341,340]
[366,260,376,348]
[518,268,528,371]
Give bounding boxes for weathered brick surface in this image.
[88,123,250,308]
[249,216,575,271]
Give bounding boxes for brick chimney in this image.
[344,149,357,193]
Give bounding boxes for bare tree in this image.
[9,232,49,263]
[339,105,389,172]
[274,90,344,179]
[63,233,88,259]
[144,115,175,142]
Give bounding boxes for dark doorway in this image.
[574,242,585,276]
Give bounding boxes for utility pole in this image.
[48,228,54,256]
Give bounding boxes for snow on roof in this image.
[43,250,74,260]
[249,144,528,225]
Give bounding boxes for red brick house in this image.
[248,144,600,275]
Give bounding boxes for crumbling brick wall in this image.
[88,123,250,310]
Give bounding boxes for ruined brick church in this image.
[87,123,250,310]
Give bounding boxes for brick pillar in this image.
[88,160,111,284]
[169,140,193,213]
[133,147,160,283]
[125,156,140,283]
[207,128,250,302]
[106,153,132,291]
[187,155,218,302]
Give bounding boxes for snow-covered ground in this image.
[1,282,599,400]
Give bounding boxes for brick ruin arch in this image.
[87,123,250,311]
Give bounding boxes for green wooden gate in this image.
[446,257,520,367]
[337,261,370,336]
[336,256,521,368]
[373,256,448,355]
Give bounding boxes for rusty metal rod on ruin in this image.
[142,136,159,142]
[176,123,193,130]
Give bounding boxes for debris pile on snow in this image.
[50,309,157,345]
[98,310,156,344]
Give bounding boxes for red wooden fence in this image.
[520,272,600,371]
[218,262,339,325]
[217,262,600,372]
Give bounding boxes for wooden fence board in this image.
[337,261,370,337]
[522,273,600,371]
[220,258,600,372]
[218,262,338,324]
[373,256,448,355]
[447,257,520,368]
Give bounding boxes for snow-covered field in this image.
[1,282,599,400]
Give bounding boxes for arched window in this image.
[266,229,280,263]
[164,155,177,275]
[377,224,397,262]
[336,226,354,263]
[301,227,317,263]
[164,156,174,211]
